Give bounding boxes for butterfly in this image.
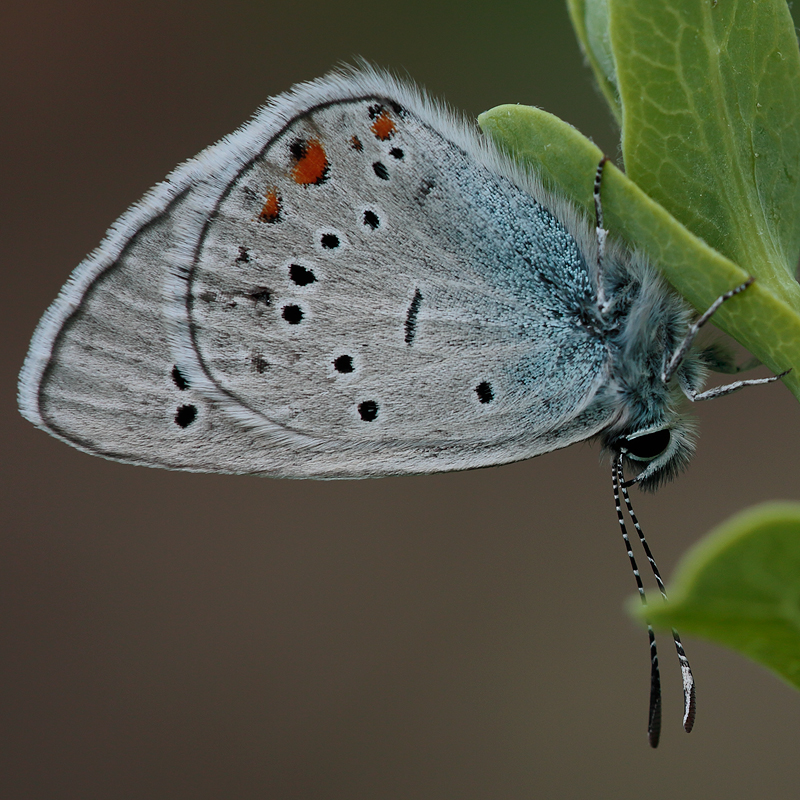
[17,65,783,746]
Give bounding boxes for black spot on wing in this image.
[373,162,389,180]
[475,381,494,403]
[333,355,353,373]
[289,264,316,286]
[175,404,197,427]
[171,365,189,390]
[363,209,379,230]
[358,400,378,421]
[282,305,303,324]
[321,233,340,249]
[404,289,423,345]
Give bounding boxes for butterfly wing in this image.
[19,68,613,477]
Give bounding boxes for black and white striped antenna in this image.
[616,456,697,745]
[591,154,782,746]
[611,457,664,747]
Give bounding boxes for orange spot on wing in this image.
[350,135,363,151]
[371,111,397,141]
[291,138,329,185]
[259,188,281,222]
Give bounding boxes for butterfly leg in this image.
[684,371,790,402]
[593,156,611,314]
[662,277,754,383]
[664,276,790,399]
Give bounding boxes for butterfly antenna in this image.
[593,157,610,314]
[612,456,662,747]
[620,469,696,734]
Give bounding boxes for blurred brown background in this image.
[3,1,800,798]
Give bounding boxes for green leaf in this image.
[631,503,800,691]
[478,105,800,402]
[611,0,800,287]
[566,0,622,123]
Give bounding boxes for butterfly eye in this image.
[623,429,671,461]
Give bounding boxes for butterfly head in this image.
[605,416,698,491]
[597,251,708,490]
[599,346,704,490]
